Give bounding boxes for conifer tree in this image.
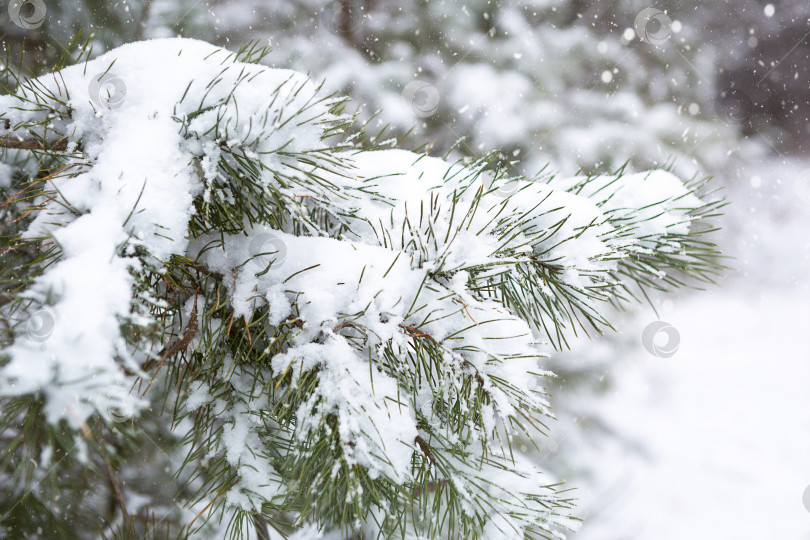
[0,38,723,539]
[145,0,751,177]
[3,0,755,177]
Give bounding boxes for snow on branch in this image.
[0,38,721,538]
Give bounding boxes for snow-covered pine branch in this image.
[0,39,722,539]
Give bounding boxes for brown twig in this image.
[415,436,435,466]
[251,511,272,540]
[0,136,69,151]
[398,323,438,345]
[141,295,199,394]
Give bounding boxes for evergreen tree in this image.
[0,38,722,539]
[3,0,759,177]
[143,0,754,177]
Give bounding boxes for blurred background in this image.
[3,0,809,537]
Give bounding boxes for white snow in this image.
[0,161,13,187]
[570,290,810,539]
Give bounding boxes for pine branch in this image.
[0,38,724,540]
[0,135,69,151]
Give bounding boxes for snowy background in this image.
[3,0,810,537]
[558,157,810,538]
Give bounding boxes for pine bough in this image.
[0,39,723,539]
